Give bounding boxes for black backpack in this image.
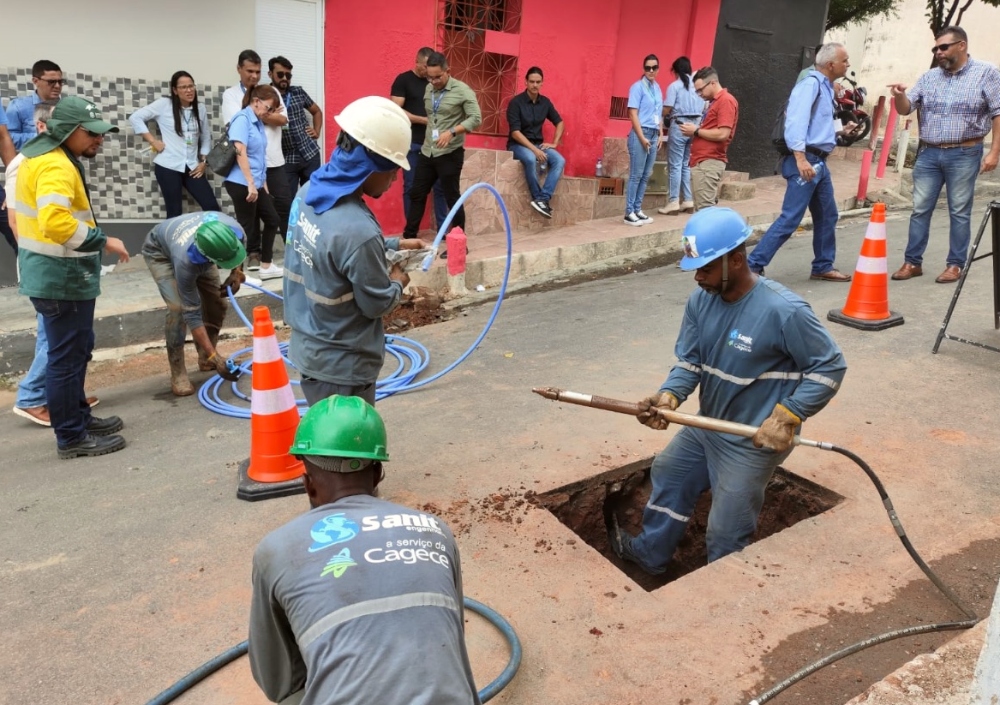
[772,74,823,155]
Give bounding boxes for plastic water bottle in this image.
[795,161,823,186]
[537,158,547,175]
[596,158,604,177]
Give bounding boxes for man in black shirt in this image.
[390,47,449,230]
[507,66,566,219]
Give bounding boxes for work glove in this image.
[752,404,801,453]
[220,268,246,297]
[208,352,241,382]
[636,391,679,430]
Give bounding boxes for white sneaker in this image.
[623,212,643,227]
[635,211,653,224]
[243,275,263,288]
[680,200,695,212]
[657,200,680,215]
[259,264,284,280]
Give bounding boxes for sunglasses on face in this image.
[78,127,104,138]
[39,78,67,86]
[275,71,292,79]
[932,41,962,53]
[644,65,659,71]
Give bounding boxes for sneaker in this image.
[243,275,263,288]
[86,396,100,409]
[87,415,124,436]
[624,212,643,227]
[259,264,284,280]
[680,200,695,213]
[540,201,553,218]
[58,433,126,459]
[13,405,50,426]
[247,255,261,271]
[635,211,653,224]
[657,200,680,215]
[530,199,549,217]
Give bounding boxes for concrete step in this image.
[719,180,756,201]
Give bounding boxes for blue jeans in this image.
[667,121,693,202]
[626,127,660,215]
[16,314,49,409]
[629,427,791,571]
[748,154,840,275]
[904,144,982,268]
[404,143,449,230]
[30,297,96,447]
[510,144,566,202]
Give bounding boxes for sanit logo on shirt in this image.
[728,328,753,353]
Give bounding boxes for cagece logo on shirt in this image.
[728,328,754,353]
[359,512,452,571]
[307,513,361,579]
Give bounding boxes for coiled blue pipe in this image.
[143,595,521,705]
[197,182,513,417]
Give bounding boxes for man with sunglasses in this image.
[888,26,1000,284]
[678,66,738,212]
[269,56,324,188]
[15,96,131,459]
[7,60,64,150]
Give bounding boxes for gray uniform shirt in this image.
[140,212,245,331]
[283,186,403,386]
[249,494,480,705]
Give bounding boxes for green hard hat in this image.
[195,219,246,270]
[290,395,389,462]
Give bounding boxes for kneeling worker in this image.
[249,395,480,704]
[141,213,245,395]
[610,207,846,573]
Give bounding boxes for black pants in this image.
[267,166,292,240]
[224,181,281,263]
[284,153,321,190]
[403,148,465,238]
[154,163,221,219]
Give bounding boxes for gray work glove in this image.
[637,391,679,430]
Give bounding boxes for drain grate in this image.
[535,459,843,591]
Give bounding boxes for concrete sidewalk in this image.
[0,155,906,377]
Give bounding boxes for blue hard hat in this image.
[679,207,754,270]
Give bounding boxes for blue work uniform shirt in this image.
[6,92,42,149]
[627,77,664,130]
[225,106,268,188]
[783,70,836,154]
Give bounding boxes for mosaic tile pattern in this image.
[2,67,236,219]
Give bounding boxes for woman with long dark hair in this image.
[130,71,220,218]
[223,84,284,279]
[658,56,704,215]
[624,54,663,227]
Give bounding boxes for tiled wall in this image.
[2,67,235,219]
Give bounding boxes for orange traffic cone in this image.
[237,306,306,501]
[828,203,904,331]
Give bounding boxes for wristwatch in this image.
[694,128,701,138]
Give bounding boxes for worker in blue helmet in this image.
[609,207,847,573]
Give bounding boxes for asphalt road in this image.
[2,202,999,705]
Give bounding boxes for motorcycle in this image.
[835,71,871,147]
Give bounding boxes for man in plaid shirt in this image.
[889,26,1000,284]
[269,56,325,189]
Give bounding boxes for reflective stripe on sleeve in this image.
[675,360,701,374]
[64,221,90,250]
[36,193,72,209]
[803,372,841,390]
[17,237,94,259]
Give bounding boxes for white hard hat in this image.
[334,96,411,170]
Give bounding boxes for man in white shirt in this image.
[222,49,290,274]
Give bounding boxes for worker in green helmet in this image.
[249,395,480,705]
[141,212,246,395]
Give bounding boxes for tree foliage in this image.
[925,0,1000,35]
[826,0,900,29]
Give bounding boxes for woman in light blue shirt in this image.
[224,84,284,278]
[660,56,705,215]
[130,71,220,218]
[625,54,664,226]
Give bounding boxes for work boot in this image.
[58,433,127,459]
[197,328,221,371]
[87,415,124,436]
[168,347,194,396]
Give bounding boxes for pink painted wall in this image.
[325,0,722,233]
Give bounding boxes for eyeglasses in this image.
[932,40,963,53]
[694,80,716,95]
[644,65,659,72]
[254,98,279,113]
[39,78,67,86]
[77,126,104,138]
[275,71,292,79]
[175,84,196,91]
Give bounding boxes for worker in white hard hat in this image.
[283,96,425,406]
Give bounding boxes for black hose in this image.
[746,445,980,704]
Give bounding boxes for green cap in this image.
[21,96,119,158]
[290,395,389,465]
[195,218,246,270]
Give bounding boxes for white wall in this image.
[3,0,255,86]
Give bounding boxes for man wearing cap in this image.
[249,395,481,705]
[284,96,424,407]
[141,213,246,396]
[609,207,846,574]
[15,96,131,459]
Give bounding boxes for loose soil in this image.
[535,460,843,592]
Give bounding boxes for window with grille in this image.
[437,0,522,136]
[609,96,630,120]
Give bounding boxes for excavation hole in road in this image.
[536,459,844,591]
